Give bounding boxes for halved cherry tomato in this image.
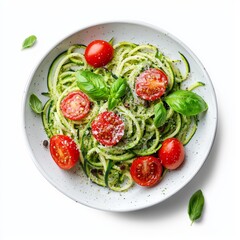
[60,91,90,121]
[50,135,79,170]
[158,138,185,170]
[85,40,114,67]
[135,68,168,101]
[130,156,163,187]
[91,111,124,146]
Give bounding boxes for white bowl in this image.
[23,21,217,212]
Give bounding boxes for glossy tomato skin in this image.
[158,138,185,170]
[91,111,124,146]
[136,68,168,101]
[60,91,90,121]
[130,156,163,187]
[50,135,79,170]
[85,40,114,67]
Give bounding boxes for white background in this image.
[0,0,239,239]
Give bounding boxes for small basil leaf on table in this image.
[108,77,128,110]
[22,35,37,49]
[29,94,43,114]
[154,101,167,128]
[188,189,205,225]
[165,90,208,116]
[76,70,109,101]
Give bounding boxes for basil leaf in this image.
[188,189,205,225]
[110,77,127,98]
[154,101,167,128]
[108,97,119,110]
[76,70,109,100]
[165,90,208,116]
[29,94,42,114]
[108,77,128,110]
[22,35,37,49]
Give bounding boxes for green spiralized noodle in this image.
[42,41,197,192]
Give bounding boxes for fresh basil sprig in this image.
[76,70,109,101]
[188,189,205,225]
[29,94,43,114]
[22,35,37,49]
[154,101,167,128]
[76,70,127,109]
[165,90,208,116]
[108,77,128,110]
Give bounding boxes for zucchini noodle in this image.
[42,40,200,192]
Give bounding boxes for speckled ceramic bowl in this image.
[23,21,217,212]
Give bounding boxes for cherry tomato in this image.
[50,135,79,170]
[91,111,124,146]
[85,40,114,67]
[130,156,163,187]
[60,91,90,121]
[135,68,168,101]
[158,138,185,170]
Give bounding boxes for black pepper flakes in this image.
[124,102,130,109]
[90,102,94,108]
[143,101,150,108]
[91,169,97,176]
[43,140,48,148]
[120,165,126,171]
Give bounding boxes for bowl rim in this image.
[22,20,218,212]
